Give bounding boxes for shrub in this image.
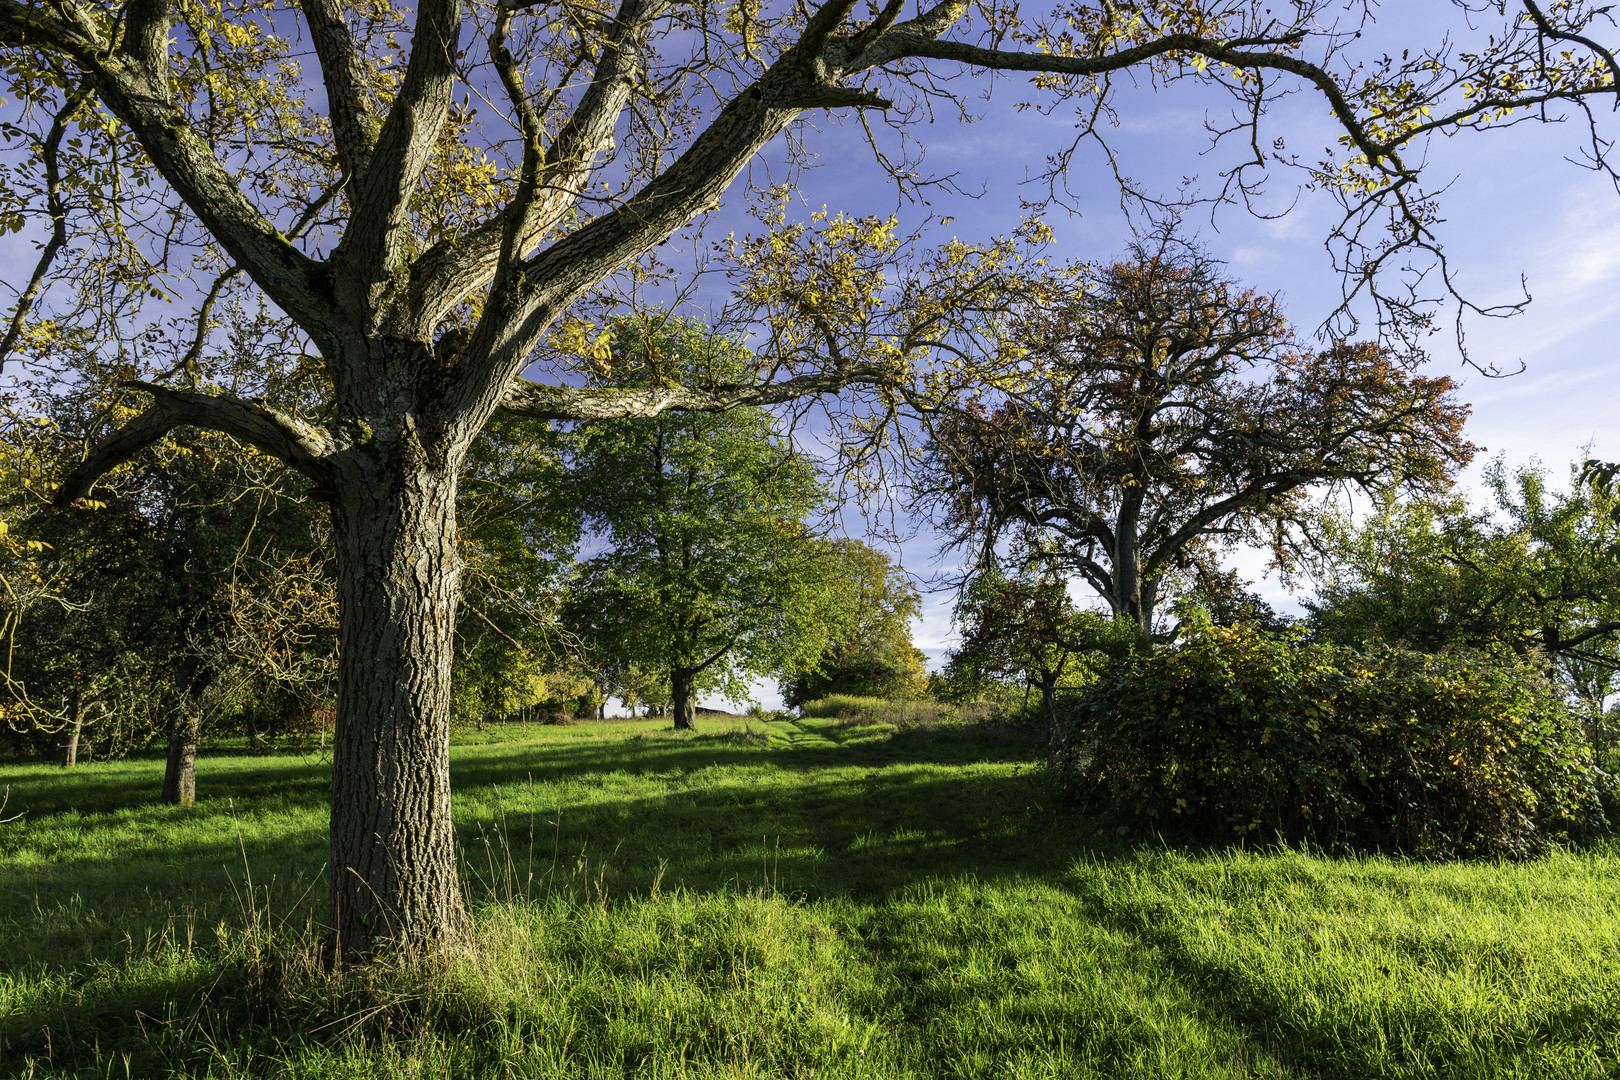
[1058,624,1612,859]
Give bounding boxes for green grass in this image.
[796,695,997,729]
[1,714,1618,1078]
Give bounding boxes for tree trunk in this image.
[161,692,200,806]
[671,667,698,730]
[328,449,466,962]
[1114,500,1148,634]
[1039,672,1060,769]
[59,690,85,768]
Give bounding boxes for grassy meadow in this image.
[1,713,1618,1078]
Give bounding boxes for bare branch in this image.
[410,0,666,332]
[0,81,91,373]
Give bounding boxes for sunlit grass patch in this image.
[1,719,1617,1077]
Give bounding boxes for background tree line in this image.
[15,231,1620,775]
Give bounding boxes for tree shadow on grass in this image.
[10,723,1603,1078]
[2,724,1058,970]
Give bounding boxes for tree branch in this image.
[498,363,896,421]
[336,0,462,314]
[410,0,666,333]
[1549,621,1620,652]
[299,0,378,181]
[55,383,337,505]
[885,31,1401,175]
[0,81,91,373]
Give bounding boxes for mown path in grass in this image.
[1,716,1618,1079]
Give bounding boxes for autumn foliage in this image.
[918,232,1477,631]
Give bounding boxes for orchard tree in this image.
[563,316,841,729]
[943,565,1125,731]
[781,537,927,706]
[916,230,1477,633]
[607,660,671,717]
[0,0,1614,961]
[1,310,332,789]
[1305,457,1620,730]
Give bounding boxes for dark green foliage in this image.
[1060,623,1611,859]
[562,315,842,720]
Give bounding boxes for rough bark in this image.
[671,667,698,730]
[161,693,200,806]
[59,689,84,768]
[327,441,466,962]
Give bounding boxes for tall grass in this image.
[797,694,1000,731]
[2,715,1618,1077]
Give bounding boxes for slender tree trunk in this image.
[671,667,698,730]
[328,448,466,962]
[161,691,201,806]
[1039,672,1062,770]
[1114,500,1149,634]
[59,690,85,768]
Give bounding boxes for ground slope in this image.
[1,716,1616,1078]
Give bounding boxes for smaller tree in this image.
[1177,567,1293,635]
[916,227,1476,633]
[781,538,926,706]
[943,566,1134,743]
[563,317,843,729]
[607,660,672,718]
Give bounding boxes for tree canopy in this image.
[915,230,1477,633]
[563,316,842,729]
[781,537,927,707]
[0,0,1614,961]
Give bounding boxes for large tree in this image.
[0,0,1613,960]
[916,231,1477,633]
[563,317,840,729]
